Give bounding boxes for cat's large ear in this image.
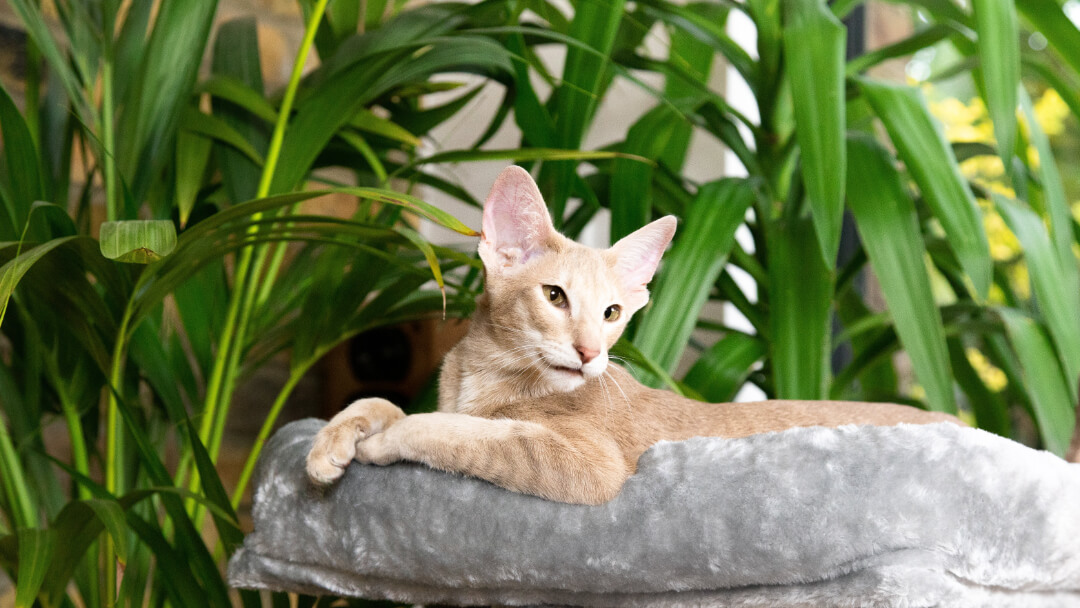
[479,166,556,272]
[609,216,677,308]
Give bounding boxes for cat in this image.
[306,165,961,505]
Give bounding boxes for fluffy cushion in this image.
[228,418,1080,607]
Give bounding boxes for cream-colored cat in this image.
[307,166,960,505]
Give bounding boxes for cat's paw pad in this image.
[306,417,370,486]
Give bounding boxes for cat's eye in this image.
[604,305,621,322]
[544,285,567,308]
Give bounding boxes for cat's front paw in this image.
[306,415,373,486]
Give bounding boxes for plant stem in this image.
[57,382,91,501]
[104,308,132,608]
[193,0,330,517]
[102,60,119,222]
[0,414,35,528]
[230,365,307,509]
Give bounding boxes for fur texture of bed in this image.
[227,418,1080,607]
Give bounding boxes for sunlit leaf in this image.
[99,220,178,263]
[972,0,1019,165]
[784,0,846,268]
[859,79,992,299]
[683,333,766,403]
[847,134,956,413]
[15,527,53,608]
[634,179,755,378]
[1000,310,1076,456]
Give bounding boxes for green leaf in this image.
[846,24,954,75]
[0,84,43,238]
[847,135,956,413]
[634,179,755,377]
[181,107,265,166]
[683,333,767,402]
[1017,0,1080,78]
[768,214,834,400]
[211,19,269,205]
[784,0,846,268]
[1000,310,1076,456]
[545,0,627,222]
[271,34,512,195]
[116,0,218,203]
[0,236,84,328]
[99,220,178,263]
[175,122,213,228]
[404,148,649,170]
[84,499,129,564]
[859,79,992,299]
[350,108,421,146]
[184,422,245,556]
[1018,90,1075,275]
[610,106,688,242]
[15,527,54,608]
[972,0,1019,165]
[611,339,685,395]
[394,225,445,311]
[995,196,1080,402]
[200,75,277,124]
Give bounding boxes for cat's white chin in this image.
[547,371,587,392]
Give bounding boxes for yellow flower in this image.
[1008,263,1031,300]
[909,384,927,402]
[1033,88,1069,136]
[960,155,1005,180]
[983,209,1021,261]
[988,182,1016,198]
[928,96,994,143]
[989,283,1008,304]
[965,348,1008,391]
[1071,201,1080,223]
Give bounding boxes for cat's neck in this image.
[441,298,587,413]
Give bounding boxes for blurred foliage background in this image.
[0,0,1078,605]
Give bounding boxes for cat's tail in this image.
[1068,380,1080,464]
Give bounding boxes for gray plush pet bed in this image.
[228,418,1080,607]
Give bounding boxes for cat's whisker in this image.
[604,369,632,412]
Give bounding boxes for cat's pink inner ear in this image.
[611,216,677,297]
[479,166,555,270]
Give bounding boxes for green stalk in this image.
[55,379,91,500]
[102,60,119,221]
[192,0,330,513]
[104,308,132,608]
[230,365,307,509]
[0,416,35,529]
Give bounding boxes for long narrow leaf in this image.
[847,135,956,413]
[683,333,766,402]
[1001,310,1076,456]
[859,79,992,299]
[545,0,627,221]
[634,179,755,377]
[14,527,53,608]
[972,0,1019,165]
[610,106,688,241]
[0,84,43,236]
[996,196,1080,401]
[768,215,833,399]
[784,0,846,268]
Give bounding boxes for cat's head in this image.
[476,166,676,393]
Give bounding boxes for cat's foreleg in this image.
[306,397,406,485]
[353,412,629,505]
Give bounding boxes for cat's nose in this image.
[575,345,600,364]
